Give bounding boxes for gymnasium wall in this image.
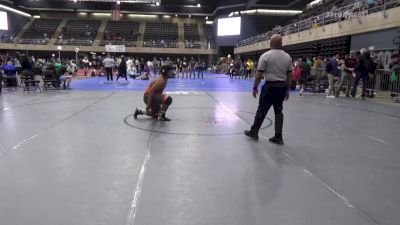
[350,27,400,51]
[215,15,293,47]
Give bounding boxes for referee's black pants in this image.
[251,82,287,137]
[105,67,113,81]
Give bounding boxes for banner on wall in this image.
[105,45,126,53]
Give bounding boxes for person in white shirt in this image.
[82,56,90,76]
[102,54,115,83]
[244,34,293,145]
[126,57,136,78]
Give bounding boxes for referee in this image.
[244,34,293,145]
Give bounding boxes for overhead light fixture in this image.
[206,21,213,25]
[92,13,112,16]
[175,14,178,17]
[33,15,40,18]
[163,15,171,18]
[156,2,160,6]
[73,0,77,2]
[197,3,201,7]
[71,0,159,3]
[117,0,120,4]
[205,16,208,20]
[189,15,191,18]
[128,14,158,18]
[0,3,31,18]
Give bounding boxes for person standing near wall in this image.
[244,34,293,145]
[326,53,340,98]
[299,57,311,96]
[389,53,400,103]
[351,49,370,100]
[336,52,357,97]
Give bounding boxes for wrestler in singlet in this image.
[134,65,174,121]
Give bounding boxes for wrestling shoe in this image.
[244,130,259,140]
[158,113,171,121]
[134,107,143,119]
[269,135,284,145]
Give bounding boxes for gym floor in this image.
[0,74,399,225]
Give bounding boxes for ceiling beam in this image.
[245,0,259,9]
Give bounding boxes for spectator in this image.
[116,56,128,83]
[2,60,17,87]
[350,49,371,99]
[189,57,197,79]
[326,53,340,98]
[389,53,400,103]
[336,52,357,97]
[299,57,311,96]
[152,57,160,76]
[245,58,255,79]
[139,58,145,76]
[197,61,205,79]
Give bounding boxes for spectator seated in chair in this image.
[2,61,17,87]
[59,70,73,89]
[138,72,150,80]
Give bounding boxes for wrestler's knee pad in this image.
[164,96,173,105]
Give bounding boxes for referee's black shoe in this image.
[244,130,259,140]
[269,135,284,145]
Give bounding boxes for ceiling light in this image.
[197,3,201,7]
[117,0,120,4]
[189,15,191,18]
[0,3,31,18]
[155,2,160,6]
[175,14,178,17]
[73,0,77,2]
[33,15,40,18]
[206,21,213,25]
[128,14,158,18]
[205,16,208,20]
[92,13,112,16]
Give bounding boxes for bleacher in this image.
[101,21,140,47]
[57,20,101,46]
[143,22,178,48]
[19,19,61,45]
[184,24,201,48]
[203,24,216,49]
[237,0,400,48]
[0,33,14,43]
